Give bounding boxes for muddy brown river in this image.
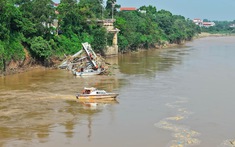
[1,36,235,147]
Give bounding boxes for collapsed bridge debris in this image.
[59,42,106,76]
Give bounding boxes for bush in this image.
[30,36,52,60]
[54,34,82,56]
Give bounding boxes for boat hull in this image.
[77,99,119,104]
[76,93,118,101]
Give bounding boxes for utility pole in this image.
[101,0,104,20]
[112,2,115,20]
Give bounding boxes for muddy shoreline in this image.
[0,32,230,77]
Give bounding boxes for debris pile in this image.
[59,42,107,76]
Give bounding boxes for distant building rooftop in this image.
[120,7,137,11]
[53,2,59,7]
[193,18,203,23]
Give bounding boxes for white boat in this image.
[76,87,119,101]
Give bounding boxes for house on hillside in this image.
[53,2,59,7]
[193,18,215,27]
[229,24,235,28]
[138,10,146,14]
[193,18,203,26]
[202,22,215,27]
[120,7,137,11]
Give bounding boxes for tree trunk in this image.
[3,58,6,72]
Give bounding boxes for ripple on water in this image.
[155,97,201,146]
[222,139,235,147]
[166,116,185,121]
[167,138,201,147]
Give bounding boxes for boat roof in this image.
[84,87,97,91]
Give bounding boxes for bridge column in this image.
[97,19,120,56]
[113,31,118,45]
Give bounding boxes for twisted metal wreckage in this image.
[59,42,106,76]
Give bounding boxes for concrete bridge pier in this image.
[98,19,120,56]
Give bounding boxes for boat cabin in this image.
[81,87,107,95]
[82,87,96,94]
[95,90,107,95]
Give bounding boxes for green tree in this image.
[0,0,25,72]
[16,0,56,39]
[139,5,157,15]
[156,10,174,37]
[116,7,162,50]
[30,36,52,62]
[0,0,202,72]
[15,0,36,38]
[105,0,120,19]
[0,42,6,72]
[79,0,103,18]
[91,27,107,54]
[31,0,56,38]
[54,33,82,56]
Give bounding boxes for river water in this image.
[1,36,235,147]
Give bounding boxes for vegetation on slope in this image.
[0,0,203,74]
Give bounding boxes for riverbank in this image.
[0,32,230,77]
[195,32,231,38]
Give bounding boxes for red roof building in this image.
[193,18,203,23]
[53,2,59,7]
[202,22,215,27]
[193,18,215,27]
[120,7,137,11]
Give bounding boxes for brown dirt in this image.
[1,48,61,77]
[194,32,228,39]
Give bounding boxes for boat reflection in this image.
[75,100,119,141]
[77,99,119,110]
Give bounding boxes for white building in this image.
[193,18,215,27]
[193,18,203,26]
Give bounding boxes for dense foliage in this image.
[0,0,201,73]
[115,7,199,51]
[201,20,235,34]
